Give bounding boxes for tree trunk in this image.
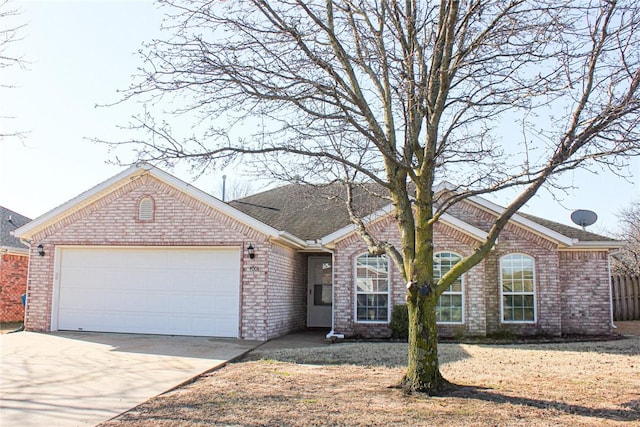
[400,293,449,394]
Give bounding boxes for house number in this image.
[248,266,260,272]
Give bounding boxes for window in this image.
[500,253,536,322]
[138,197,154,221]
[355,254,389,322]
[313,261,333,306]
[434,252,463,323]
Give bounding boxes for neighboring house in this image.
[14,164,622,340]
[0,207,32,323]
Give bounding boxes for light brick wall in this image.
[330,201,606,338]
[23,175,301,340]
[559,250,612,335]
[240,242,271,340]
[446,201,498,231]
[484,221,562,336]
[332,215,486,338]
[24,245,55,331]
[0,253,29,322]
[333,216,401,338]
[265,243,307,339]
[22,172,613,340]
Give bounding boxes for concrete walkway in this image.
[0,331,260,427]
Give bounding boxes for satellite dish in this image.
[570,209,598,230]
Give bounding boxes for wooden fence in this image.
[611,275,640,321]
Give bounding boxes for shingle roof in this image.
[229,182,391,241]
[230,184,616,244]
[0,207,32,250]
[517,212,616,242]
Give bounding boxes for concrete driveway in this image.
[0,331,260,427]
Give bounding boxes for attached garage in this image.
[15,164,310,341]
[53,246,241,337]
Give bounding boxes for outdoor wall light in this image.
[247,243,255,259]
[37,244,45,257]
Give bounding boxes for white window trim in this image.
[499,253,537,324]
[434,251,465,325]
[354,253,390,324]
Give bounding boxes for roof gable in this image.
[14,164,304,246]
[464,196,620,248]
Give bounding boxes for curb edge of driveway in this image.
[100,344,260,425]
[160,345,260,396]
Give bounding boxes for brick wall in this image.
[332,215,487,338]
[559,250,612,335]
[24,244,55,331]
[333,216,400,338]
[265,243,307,339]
[330,201,604,338]
[21,171,613,340]
[24,175,294,340]
[483,221,562,336]
[239,241,271,340]
[0,253,29,322]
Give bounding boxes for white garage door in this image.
[55,247,241,337]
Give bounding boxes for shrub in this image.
[390,304,409,340]
[452,327,467,340]
[487,328,515,340]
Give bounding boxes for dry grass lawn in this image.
[100,324,640,426]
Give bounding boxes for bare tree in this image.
[612,201,640,275]
[0,0,27,142]
[109,1,640,394]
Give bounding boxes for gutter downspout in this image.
[325,250,344,340]
[608,250,618,329]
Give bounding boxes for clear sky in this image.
[1,0,638,236]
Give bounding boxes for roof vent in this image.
[138,197,154,221]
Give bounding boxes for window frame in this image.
[499,253,537,324]
[354,253,390,324]
[434,251,465,325]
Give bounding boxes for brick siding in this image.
[331,202,612,338]
[559,250,612,335]
[483,221,562,336]
[24,175,305,341]
[22,171,613,340]
[265,243,307,339]
[0,253,29,322]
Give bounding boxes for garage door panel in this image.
[59,288,106,311]
[116,290,147,311]
[57,310,89,329]
[57,247,241,337]
[170,293,192,310]
[212,294,239,311]
[190,294,216,313]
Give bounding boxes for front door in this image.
[307,256,333,328]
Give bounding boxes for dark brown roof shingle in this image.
[230,184,616,244]
[229,183,391,241]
